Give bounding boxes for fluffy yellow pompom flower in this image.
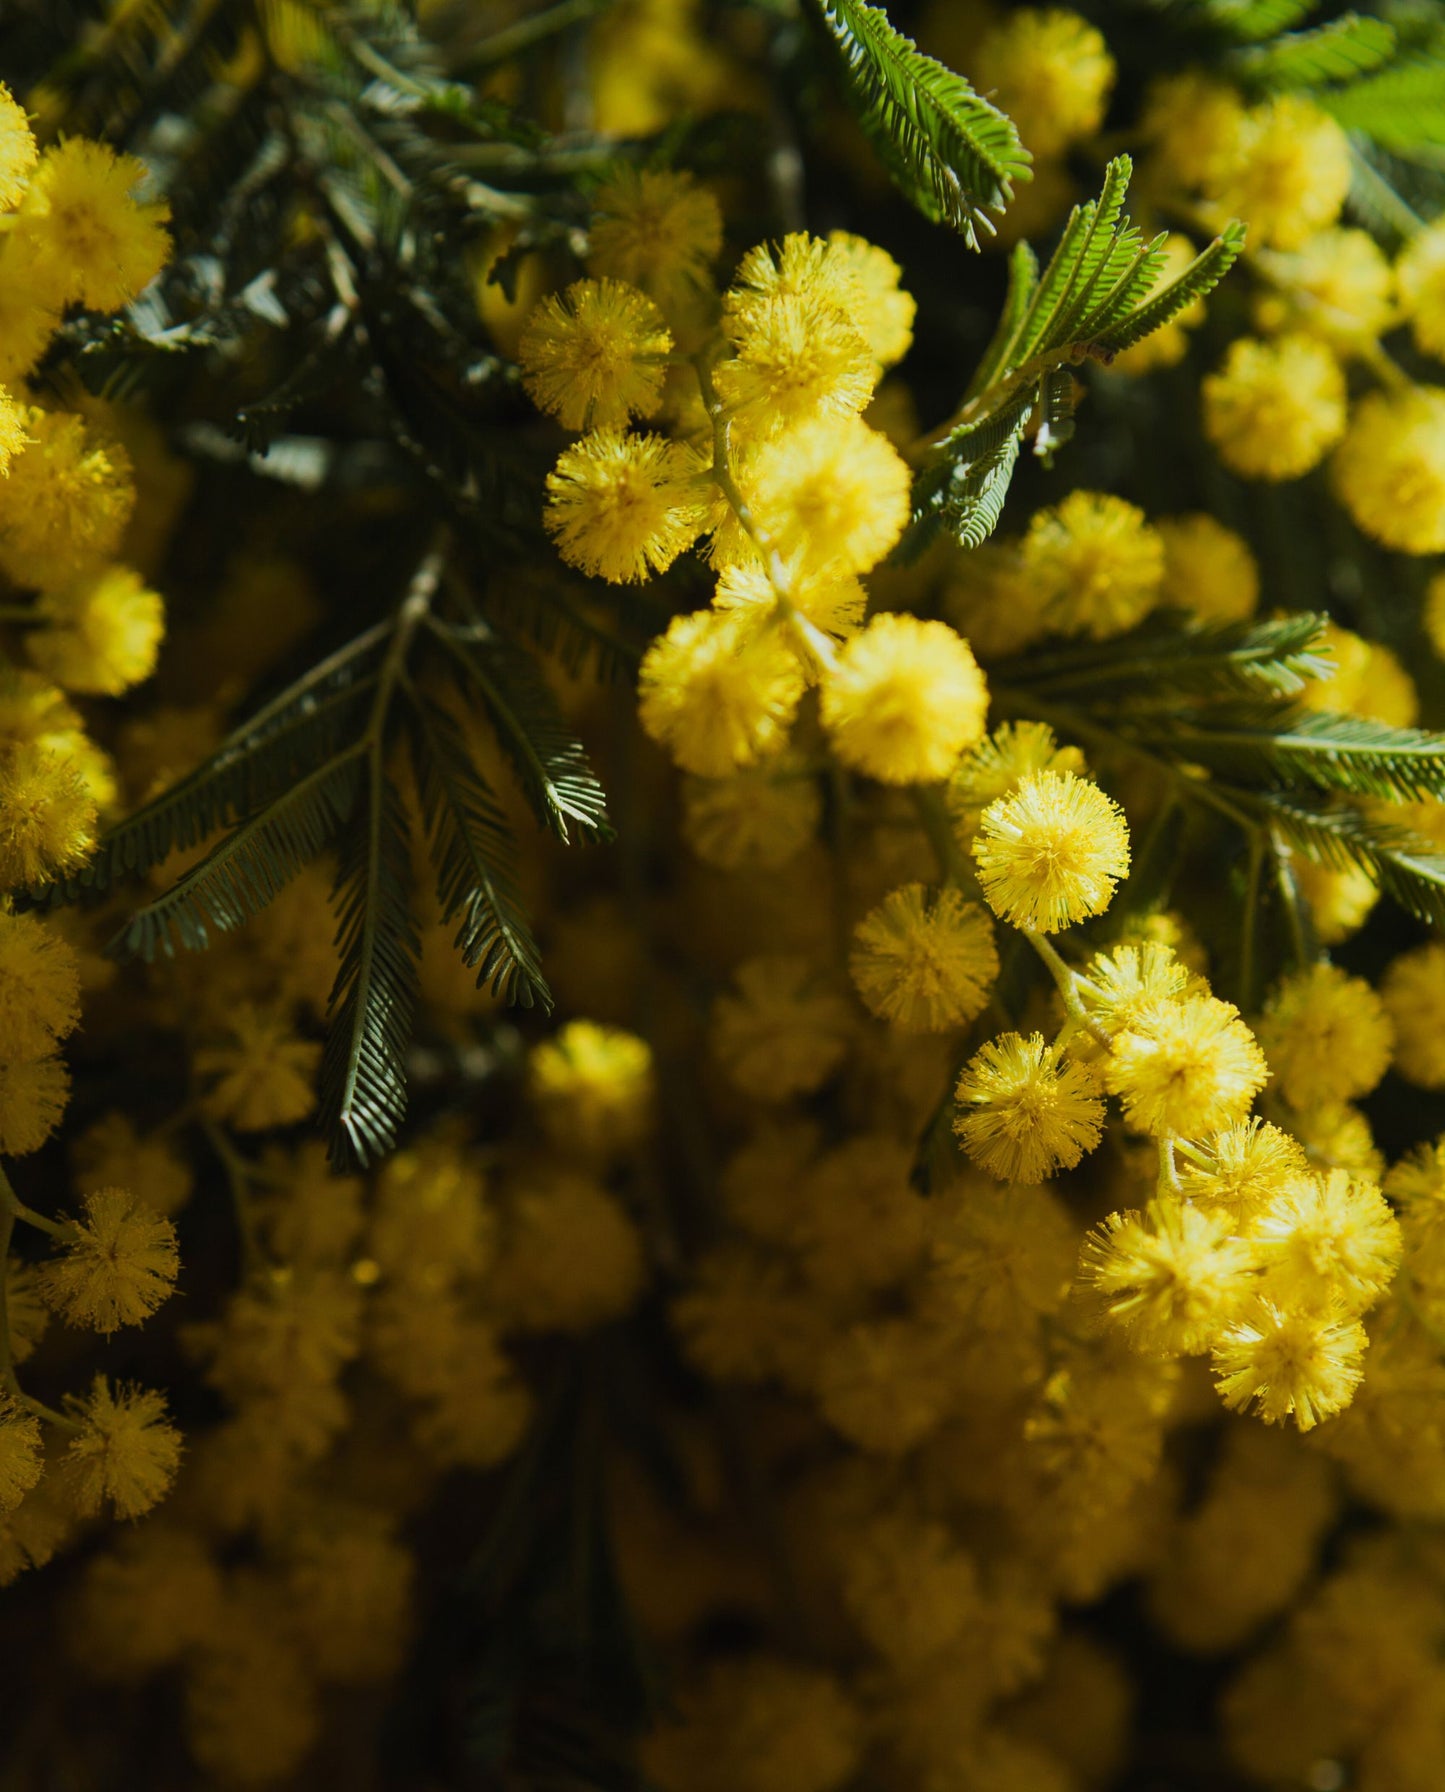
[39,1188,179,1334]
[195,1002,321,1131]
[638,609,804,776]
[518,278,672,430]
[1202,335,1346,481]
[1211,1299,1366,1430]
[1157,513,1259,624]
[713,556,866,657]
[0,407,135,586]
[681,760,820,869]
[0,1053,69,1155]
[849,883,999,1032]
[1020,491,1164,640]
[0,387,29,477]
[1398,221,1445,363]
[0,741,97,888]
[743,414,911,577]
[0,83,37,211]
[0,909,80,1059]
[715,290,876,434]
[724,231,861,323]
[819,614,988,785]
[545,429,705,583]
[946,721,1085,836]
[1210,97,1350,251]
[711,955,853,1100]
[62,1376,182,1520]
[586,167,723,313]
[1331,387,1445,555]
[642,1655,862,1792]
[492,1171,645,1333]
[1176,1118,1309,1223]
[1291,858,1379,947]
[29,564,165,695]
[1255,229,1394,352]
[1139,72,1243,192]
[973,8,1115,157]
[1080,1196,1252,1356]
[0,248,62,388]
[1256,964,1393,1111]
[825,231,916,368]
[1105,995,1268,1139]
[953,1031,1105,1182]
[14,138,170,312]
[0,1399,41,1518]
[1245,1170,1400,1316]
[528,1020,655,1158]
[1381,942,1445,1087]
[972,770,1130,934]
[1077,941,1193,1036]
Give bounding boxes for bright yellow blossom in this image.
[518,278,673,430]
[849,883,999,1032]
[972,770,1130,933]
[820,614,988,785]
[953,1031,1105,1182]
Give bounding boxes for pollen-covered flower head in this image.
[1078,940,1194,1036]
[739,413,911,577]
[1256,963,1394,1111]
[527,1019,655,1158]
[825,231,915,368]
[545,429,706,583]
[716,290,876,435]
[1105,994,1269,1139]
[0,83,37,211]
[1211,1298,1366,1430]
[0,1053,70,1156]
[1080,1195,1252,1356]
[849,882,999,1032]
[973,7,1115,157]
[953,1031,1106,1182]
[15,137,171,311]
[0,741,97,890]
[1397,220,1445,363]
[1139,72,1245,190]
[820,614,989,785]
[1255,229,1394,352]
[29,564,165,696]
[1245,1169,1401,1317]
[638,608,804,777]
[713,557,866,662]
[1156,513,1259,624]
[194,1002,321,1131]
[1020,491,1164,641]
[1381,941,1445,1088]
[1202,335,1347,481]
[1176,1118,1309,1223]
[518,277,672,430]
[681,758,821,870]
[62,1376,183,1520]
[0,407,135,586]
[1209,96,1350,251]
[39,1187,179,1335]
[0,1398,42,1517]
[1331,387,1445,556]
[0,908,80,1059]
[711,955,853,1101]
[586,167,723,312]
[0,247,61,387]
[946,721,1086,835]
[972,770,1130,934]
[0,388,29,478]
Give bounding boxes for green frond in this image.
[1320,54,1445,152]
[1093,222,1248,356]
[405,693,552,1012]
[429,623,612,845]
[1234,12,1397,89]
[112,750,365,962]
[1253,795,1445,930]
[320,770,421,1171]
[41,627,388,900]
[1132,708,1445,803]
[807,0,1031,246]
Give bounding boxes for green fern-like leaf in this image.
[405,692,552,1012]
[320,769,421,1171]
[1093,221,1248,355]
[808,0,1031,246]
[1253,794,1445,929]
[1234,12,1397,88]
[1319,54,1445,151]
[113,750,365,961]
